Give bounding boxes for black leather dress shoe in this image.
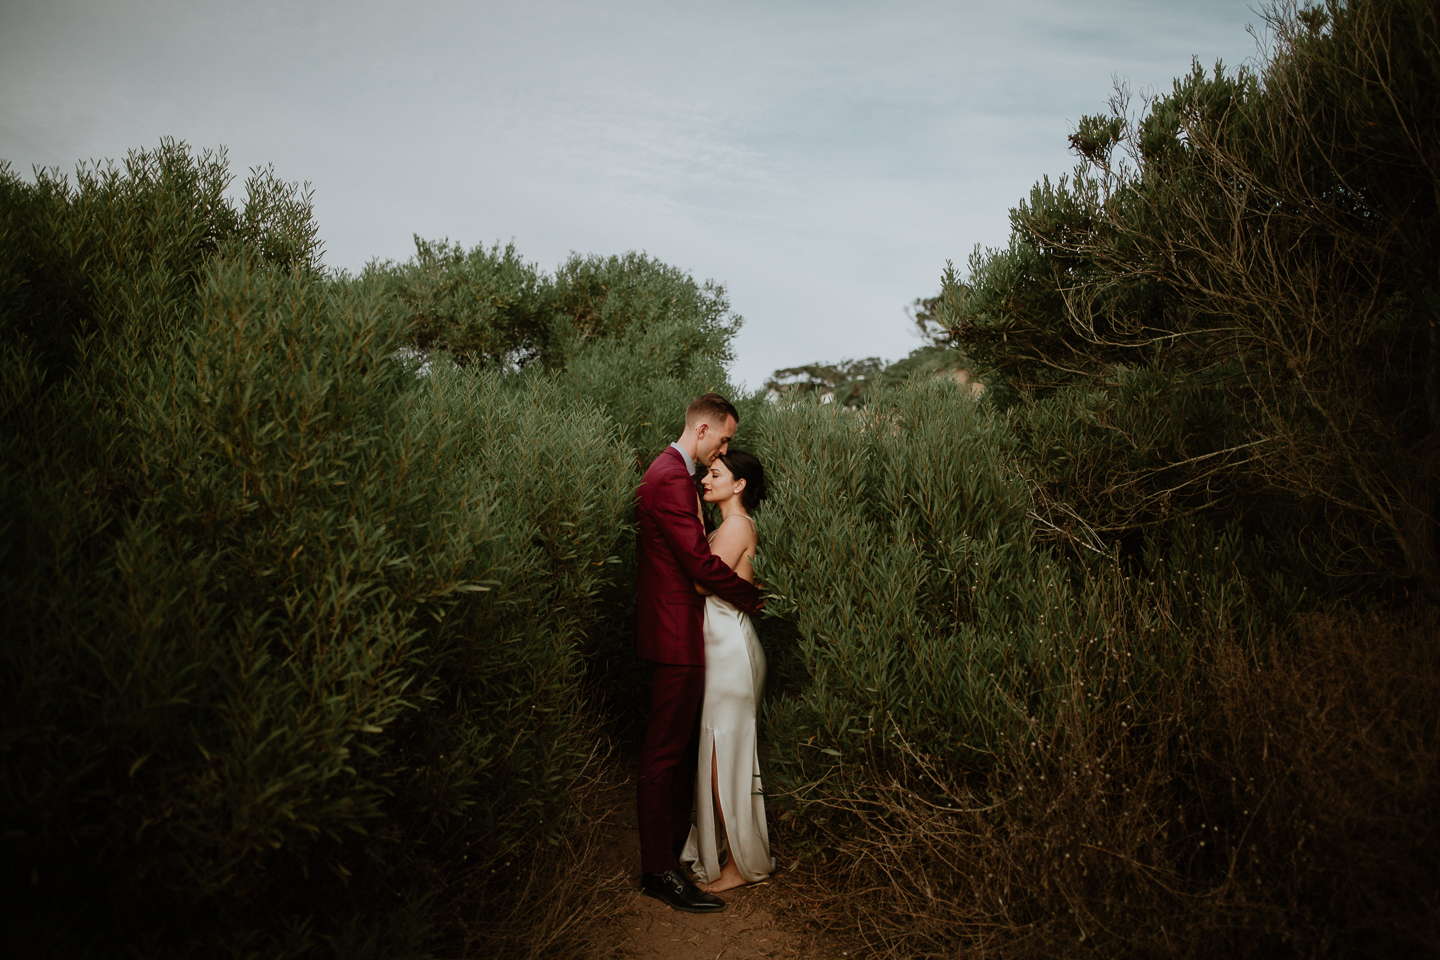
[640,868,726,913]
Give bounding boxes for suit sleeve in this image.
[651,472,762,614]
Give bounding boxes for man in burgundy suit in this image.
[635,392,762,913]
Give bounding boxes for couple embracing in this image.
[634,393,775,914]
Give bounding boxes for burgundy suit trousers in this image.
[636,662,705,874]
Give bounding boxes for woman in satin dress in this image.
[681,449,776,893]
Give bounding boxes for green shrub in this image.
[746,5,1438,954]
[931,0,1440,599]
[0,142,630,957]
[754,379,1057,790]
[366,236,749,734]
[372,236,741,397]
[748,378,1363,957]
[762,579,1438,959]
[369,237,551,369]
[750,379,1279,798]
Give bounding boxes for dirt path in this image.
[588,752,847,960]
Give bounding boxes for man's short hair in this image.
[686,392,740,429]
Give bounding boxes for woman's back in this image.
[707,513,757,583]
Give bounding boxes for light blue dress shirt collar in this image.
[669,441,697,478]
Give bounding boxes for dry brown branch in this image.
[1025,0,1440,594]
[770,607,1440,959]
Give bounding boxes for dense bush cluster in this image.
[752,382,1437,958]
[369,237,742,460]
[358,231,752,723]
[747,2,1439,956]
[927,0,1439,600]
[0,144,686,957]
[3,2,1435,958]
[753,380,1289,783]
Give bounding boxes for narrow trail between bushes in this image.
[588,750,847,960]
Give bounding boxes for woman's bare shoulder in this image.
[718,513,758,542]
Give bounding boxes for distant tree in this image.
[906,294,951,347]
[765,356,886,407]
[879,344,984,397]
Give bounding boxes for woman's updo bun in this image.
[718,449,766,511]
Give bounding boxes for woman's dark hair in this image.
[717,449,767,511]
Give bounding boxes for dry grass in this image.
[1201,609,1440,956]
[443,739,633,960]
[768,608,1440,958]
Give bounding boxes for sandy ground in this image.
[590,754,848,960]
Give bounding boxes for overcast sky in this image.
[0,0,1264,389]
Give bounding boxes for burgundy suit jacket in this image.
[635,446,762,665]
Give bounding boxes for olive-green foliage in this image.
[373,237,740,396]
[548,250,739,369]
[394,370,632,848]
[753,381,1058,797]
[751,378,1298,814]
[930,0,1440,598]
[371,235,744,459]
[0,142,630,957]
[763,357,886,408]
[368,237,751,729]
[376,237,551,368]
[558,302,740,467]
[874,344,972,389]
[747,380,1377,959]
[769,583,1437,959]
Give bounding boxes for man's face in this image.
[695,415,737,466]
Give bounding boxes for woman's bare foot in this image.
[698,860,749,893]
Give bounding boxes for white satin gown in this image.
[681,537,775,885]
